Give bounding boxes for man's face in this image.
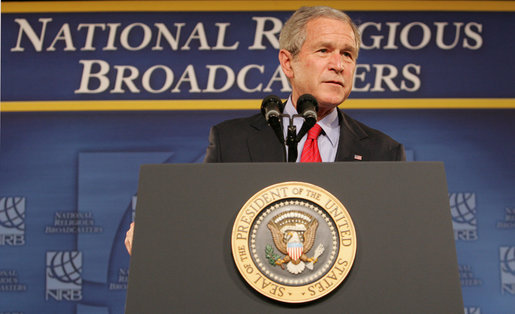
[280,17,358,118]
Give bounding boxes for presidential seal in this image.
[231,182,357,303]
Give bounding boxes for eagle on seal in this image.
[267,211,320,274]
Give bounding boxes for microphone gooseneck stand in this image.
[284,113,304,162]
[261,94,319,162]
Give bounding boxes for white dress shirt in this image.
[282,97,340,162]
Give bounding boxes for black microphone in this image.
[261,95,283,121]
[260,95,284,144]
[296,94,319,142]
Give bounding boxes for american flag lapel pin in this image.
[354,154,363,160]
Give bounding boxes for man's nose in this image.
[329,53,344,73]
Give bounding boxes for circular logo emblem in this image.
[231,182,357,303]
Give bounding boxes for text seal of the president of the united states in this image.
[231,181,357,303]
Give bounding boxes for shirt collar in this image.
[284,96,339,147]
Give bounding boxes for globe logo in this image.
[500,246,515,295]
[449,193,476,227]
[46,251,82,290]
[0,197,25,234]
[501,247,515,277]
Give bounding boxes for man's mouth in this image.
[324,80,344,87]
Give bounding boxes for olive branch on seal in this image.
[265,244,281,266]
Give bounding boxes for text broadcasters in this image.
[10,17,483,95]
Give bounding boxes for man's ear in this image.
[278,49,294,79]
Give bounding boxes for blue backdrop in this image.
[1,109,514,313]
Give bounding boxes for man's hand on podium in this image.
[125,222,134,255]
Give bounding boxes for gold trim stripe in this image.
[2,1,515,13]
[2,99,514,112]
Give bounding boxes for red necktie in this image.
[300,124,323,162]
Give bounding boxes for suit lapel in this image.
[248,114,286,162]
[335,110,368,161]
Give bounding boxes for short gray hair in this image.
[279,6,361,57]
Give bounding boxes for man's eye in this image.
[342,51,354,59]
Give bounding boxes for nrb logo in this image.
[500,246,515,295]
[46,251,83,301]
[449,193,478,241]
[0,197,25,246]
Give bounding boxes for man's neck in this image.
[316,107,336,121]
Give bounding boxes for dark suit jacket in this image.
[204,109,406,162]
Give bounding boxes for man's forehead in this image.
[304,17,357,47]
[306,17,354,37]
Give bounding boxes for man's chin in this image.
[316,96,346,109]
[314,89,347,105]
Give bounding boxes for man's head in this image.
[279,6,361,58]
[279,6,361,119]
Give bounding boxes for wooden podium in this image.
[125,162,463,313]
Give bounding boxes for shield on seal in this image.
[287,241,303,262]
